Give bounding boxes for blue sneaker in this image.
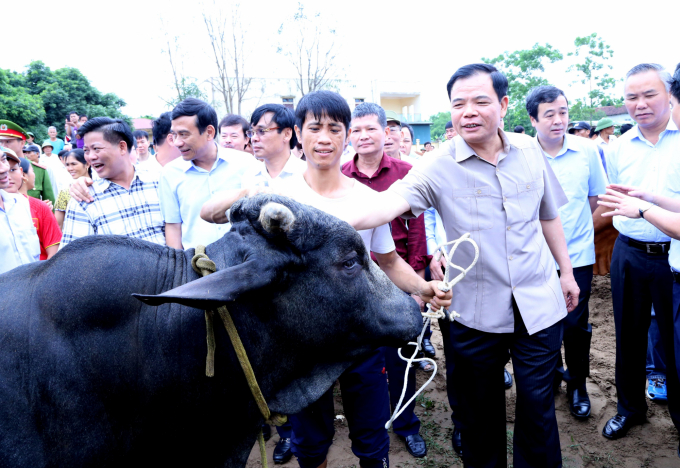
[646,376,668,402]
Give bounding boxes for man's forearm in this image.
[375,251,428,294]
[350,190,411,231]
[650,194,680,213]
[200,188,248,224]
[540,216,573,275]
[165,223,183,249]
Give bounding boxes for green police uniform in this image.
[27,161,56,206]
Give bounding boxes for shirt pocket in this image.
[516,177,544,222]
[451,186,494,231]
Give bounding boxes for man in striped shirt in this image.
[60,117,165,249]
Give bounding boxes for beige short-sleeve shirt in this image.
[391,130,568,335]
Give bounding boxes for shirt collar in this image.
[94,169,148,193]
[452,129,511,163]
[0,189,20,212]
[538,135,570,159]
[632,118,679,144]
[176,142,227,173]
[256,153,306,178]
[347,152,394,178]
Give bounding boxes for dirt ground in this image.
[247,275,679,467]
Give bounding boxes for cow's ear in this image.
[133,260,277,309]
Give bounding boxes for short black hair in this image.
[251,103,297,150]
[152,112,173,147]
[78,117,134,153]
[295,90,351,134]
[446,63,508,102]
[671,63,680,103]
[525,86,568,120]
[445,120,453,130]
[68,110,78,117]
[424,141,432,146]
[171,98,218,135]
[79,115,88,119]
[619,123,634,135]
[133,130,149,142]
[219,114,249,138]
[401,123,414,141]
[514,125,525,133]
[57,149,69,159]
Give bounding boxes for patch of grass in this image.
[581,450,620,467]
[416,393,436,410]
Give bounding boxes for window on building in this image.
[355,98,365,108]
[282,97,294,110]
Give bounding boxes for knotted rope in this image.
[386,233,479,429]
[192,246,287,468]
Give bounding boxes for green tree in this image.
[483,43,563,136]
[567,33,623,123]
[0,68,46,138]
[429,111,451,141]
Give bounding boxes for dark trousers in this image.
[384,346,420,436]
[276,420,292,439]
[611,235,680,430]
[646,307,667,378]
[556,265,593,386]
[289,348,390,468]
[449,298,563,468]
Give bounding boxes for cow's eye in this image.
[343,257,359,269]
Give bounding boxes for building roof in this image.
[594,106,627,117]
[132,118,153,131]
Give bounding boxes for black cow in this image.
[0,194,421,468]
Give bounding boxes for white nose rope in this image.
[385,233,479,429]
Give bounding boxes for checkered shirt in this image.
[60,170,166,249]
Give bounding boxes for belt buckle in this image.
[646,244,655,254]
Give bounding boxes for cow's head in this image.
[134,194,422,413]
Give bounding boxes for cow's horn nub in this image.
[259,202,296,234]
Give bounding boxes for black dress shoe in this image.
[422,338,436,358]
[602,413,644,440]
[568,384,591,419]
[504,368,513,389]
[451,426,462,457]
[400,433,427,458]
[273,437,293,464]
[261,423,271,441]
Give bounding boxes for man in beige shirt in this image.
[350,63,579,467]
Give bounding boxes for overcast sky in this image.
[4,0,677,119]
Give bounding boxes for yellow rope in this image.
[191,246,288,468]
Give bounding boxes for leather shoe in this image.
[273,437,293,464]
[400,433,427,458]
[451,426,462,457]
[568,384,591,419]
[422,338,436,358]
[504,368,513,389]
[261,423,271,441]
[602,413,644,440]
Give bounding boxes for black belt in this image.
[620,234,670,255]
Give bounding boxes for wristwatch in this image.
[639,203,656,219]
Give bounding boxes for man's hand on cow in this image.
[598,189,647,219]
[418,281,452,311]
[69,176,94,203]
[560,273,580,313]
[429,255,446,281]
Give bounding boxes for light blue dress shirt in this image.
[607,119,680,242]
[424,207,447,255]
[0,189,40,274]
[159,145,260,249]
[543,135,608,268]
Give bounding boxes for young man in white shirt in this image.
[201,90,450,468]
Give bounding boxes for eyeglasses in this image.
[246,127,280,138]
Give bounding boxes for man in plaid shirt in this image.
[60,117,165,249]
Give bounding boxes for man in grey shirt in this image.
[350,63,578,467]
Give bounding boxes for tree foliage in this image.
[483,43,563,136]
[429,112,452,141]
[567,33,623,123]
[278,3,340,96]
[1,61,127,141]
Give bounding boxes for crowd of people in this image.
[1,59,680,468]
